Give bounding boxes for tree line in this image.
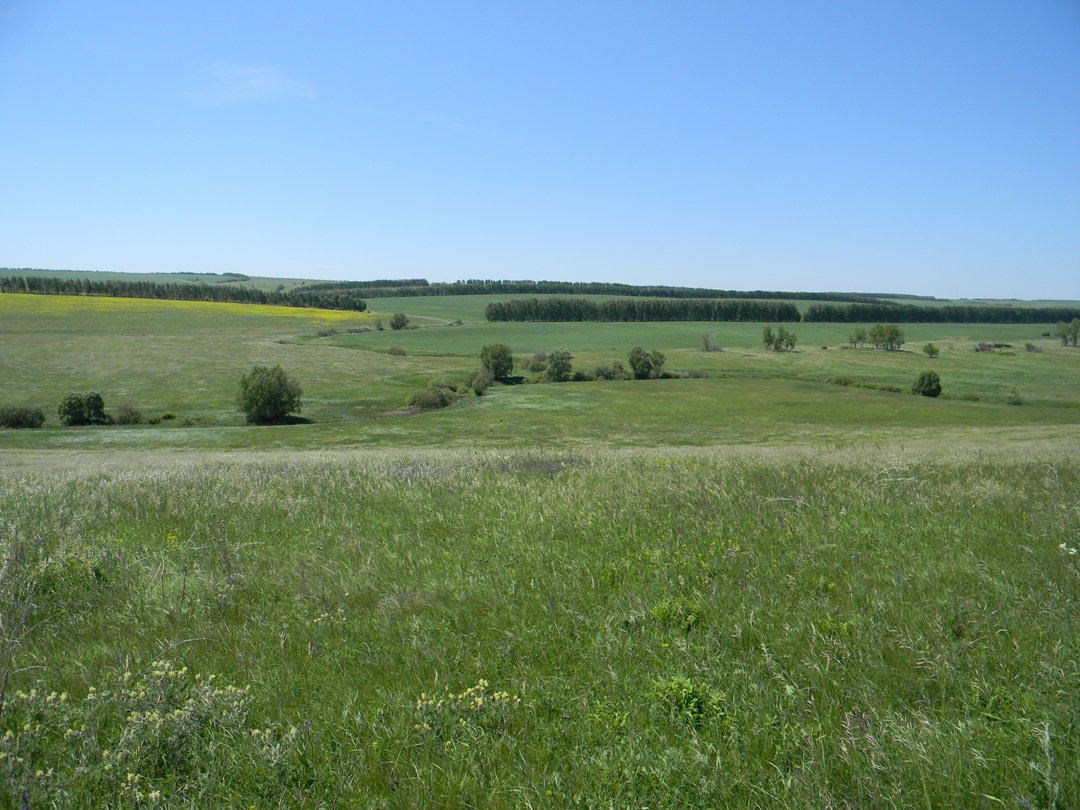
[0,276,368,312]
[313,278,886,303]
[300,278,430,291]
[804,302,1080,324]
[485,297,801,322]
[4,272,1075,324]
[488,297,1079,325]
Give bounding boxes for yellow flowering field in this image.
[0,291,376,323]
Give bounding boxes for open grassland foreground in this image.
[0,447,1078,807]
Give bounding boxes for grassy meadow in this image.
[1,292,1077,452]
[2,449,1079,807]
[2,290,1079,806]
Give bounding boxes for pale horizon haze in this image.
[2,1,1078,299]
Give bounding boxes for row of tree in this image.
[804,302,1080,324]
[480,344,668,382]
[485,297,802,322]
[0,276,369,312]
[848,324,905,350]
[301,278,429,291]
[311,278,886,303]
[486,297,1080,325]
[5,272,1074,325]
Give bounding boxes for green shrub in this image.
[57,391,109,426]
[923,343,940,358]
[387,347,407,356]
[0,405,46,428]
[649,596,703,633]
[114,404,143,425]
[628,347,666,379]
[470,369,494,395]
[651,676,722,727]
[594,363,627,381]
[389,313,408,330]
[570,369,595,382]
[911,370,942,397]
[521,352,547,373]
[236,365,303,424]
[406,387,456,409]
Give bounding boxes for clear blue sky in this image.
[2,1,1078,298]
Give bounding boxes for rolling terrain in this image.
[1,287,1078,807]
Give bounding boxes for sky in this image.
[1,1,1078,299]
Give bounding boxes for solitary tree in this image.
[389,313,408,331]
[236,365,302,424]
[479,344,514,378]
[923,343,940,358]
[545,349,573,382]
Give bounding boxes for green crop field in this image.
[2,290,1079,807]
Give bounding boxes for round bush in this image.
[0,405,46,429]
[911,370,942,398]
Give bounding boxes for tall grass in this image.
[1,447,1077,806]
